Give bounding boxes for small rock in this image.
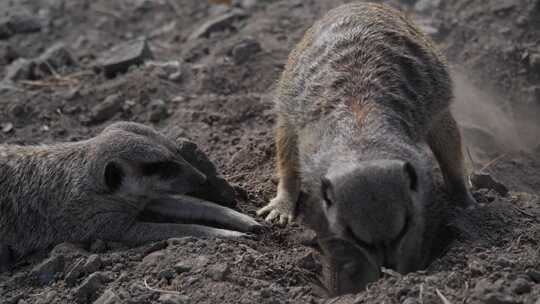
[158,294,189,304]
[92,289,121,304]
[174,261,192,273]
[483,292,520,304]
[140,250,167,269]
[90,240,107,253]
[207,263,230,281]
[35,42,76,75]
[471,173,509,196]
[3,58,35,82]
[97,37,153,78]
[159,269,175,281]
[414,0,441,14]
[402,298,419,304]
[491,0,517,15]
[84,255,103,274]
[495,257,513,268]
[74,272,109,303]
[529,53,540,72]
[189,9,247,40]
[1,122,13,133]
[526,269,540,283]
[0,13,42,39]
[89,93,123,123]
[510,278,531,294]
[231,38,261,63]
[30,255,65,286]
[148,99,168,122]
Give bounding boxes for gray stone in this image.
[3,58,35,82]
[0,13,41,39]
[89,93,123,124]
[483,292,520,304]
[471,173,509,196]
[189,9,247,40]
[510,278,531,295]
[30,255,65,286]
[84,255,103,274]
[97,38,153,78]
[149,99,168,122]
[231,38,261,64]
[174,261,192,274]
[207,263,230,281]
[526,269,540,283]
[1,122,13,133]
[74,272,110,303]
[158,294,189,304]
[35,43,76,75]
[65,257,88,286]
[92,289,121,304]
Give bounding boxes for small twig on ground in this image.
[436,289,453,304]
[479,153,508,172]
[143,278,181,295]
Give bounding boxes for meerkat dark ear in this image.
[403,162,418,191]
[104,161,124,192]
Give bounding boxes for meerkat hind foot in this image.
[257,196,295,226]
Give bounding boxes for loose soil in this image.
[1,0,540,303]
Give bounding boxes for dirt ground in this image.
[1,0,540,303]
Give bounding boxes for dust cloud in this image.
[450,71,540,163]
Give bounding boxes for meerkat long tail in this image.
[146,195,264,233]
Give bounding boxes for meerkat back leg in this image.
[256,119,300,226]
[427,110,477,207]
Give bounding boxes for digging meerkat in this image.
[0,122,261,267]
[256,2,477,294]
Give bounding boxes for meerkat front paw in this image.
[257,195,296,226]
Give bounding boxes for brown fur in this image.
[257,2,476,294]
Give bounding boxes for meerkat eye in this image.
[321,177,333,207]
[142,161,182,179]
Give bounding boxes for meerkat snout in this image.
[318,160,428,293]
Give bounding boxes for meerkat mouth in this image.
[139,194,264,234]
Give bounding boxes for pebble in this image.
[483,292,520,304]
[526,269,540,283]
[3,58,35,82]
[207,263,230,281]
[1,122,13,133]
[97,37,153,78]
[148,99,168,122]
[158,294,189,304]
[92,289,121,304]
[510,278,531,294]
[30,255,65,286]
[471,173,509,196]
[231,38,261,64]
[174,261,192,274]
[89,93,123,123]
[189,9,247,40]
[84,254,103,274]
[74,272,110,303]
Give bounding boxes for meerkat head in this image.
[88,122,207,208]
[317,159,430,295]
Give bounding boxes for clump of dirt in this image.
[1,0,540,303]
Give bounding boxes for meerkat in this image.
[256,2,476,293]
[0,122,261,267]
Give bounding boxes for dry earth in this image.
[1,0,540,303]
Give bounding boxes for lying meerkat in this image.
[0,122,261,267]
[257,2,476,294]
